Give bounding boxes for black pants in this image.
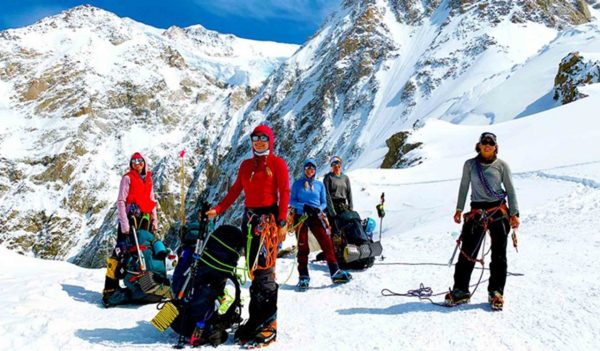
[453,203,509,294]
[241,205,279,329]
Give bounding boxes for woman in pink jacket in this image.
[102,152,158,307]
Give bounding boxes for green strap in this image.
[203,251,238,270]
[200,257,243,274]
[200,257,234,274]
[210,234,240,256]
[246,222,253,280]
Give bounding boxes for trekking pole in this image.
[376,192,385,260]
[176,202,211,300]
[179,150,186,227]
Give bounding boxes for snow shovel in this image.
[151,301,180,332]
[131,226,160,294]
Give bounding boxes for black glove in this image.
[303,204,320,217]
[115,236,131,257]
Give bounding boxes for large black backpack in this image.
[334,210,375,270]
[170,224,244,346]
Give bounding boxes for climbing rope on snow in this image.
[380,207,523,306]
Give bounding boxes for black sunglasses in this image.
[304,165,316,170]
[131,158,144,164]
[331,161,341,167]
[480,139,496,146]
[251,134,269,142]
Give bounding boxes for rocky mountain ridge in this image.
[1,1,597,266]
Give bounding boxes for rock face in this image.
[0,5,297,265]
[553,52,600,104]
[380,131,422,169]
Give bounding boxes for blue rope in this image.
[475,159,506,200]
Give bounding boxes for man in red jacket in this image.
[207,124,289,348]
[102,152,159,307]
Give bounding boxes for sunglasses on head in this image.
[131,158,144,165]
[304,164,316,170]
[480,138,496,146]
[251,134,269,142]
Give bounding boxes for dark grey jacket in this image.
[323,172,353,216]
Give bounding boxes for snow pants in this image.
[241,205,279,331]
[296,214,339,277]
[453,202,510,294]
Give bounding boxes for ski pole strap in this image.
[377,193,385,218]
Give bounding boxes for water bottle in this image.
[190,320,205,346]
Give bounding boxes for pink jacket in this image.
[117,155,158,233]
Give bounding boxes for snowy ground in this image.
[2,100,600,351]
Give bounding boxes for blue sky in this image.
[0,0,341,44]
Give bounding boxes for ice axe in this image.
[511,229,519,253]
[376,192,385,261]
[448,236,461,267]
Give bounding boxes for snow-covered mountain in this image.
[204,0,597,214]
[0,5,298,266]
[2,1,600,268]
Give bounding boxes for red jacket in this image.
[215,125,290,222]
[125,169,156,214]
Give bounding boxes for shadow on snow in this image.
[337,301,490,315]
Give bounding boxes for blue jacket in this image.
[290,159,327,215]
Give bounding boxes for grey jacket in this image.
[456,157,519,216]
[323,172,353,216]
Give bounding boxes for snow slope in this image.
[2,91,600,350]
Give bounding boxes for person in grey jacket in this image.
[445,132,520,310]
[323,156,353,234]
